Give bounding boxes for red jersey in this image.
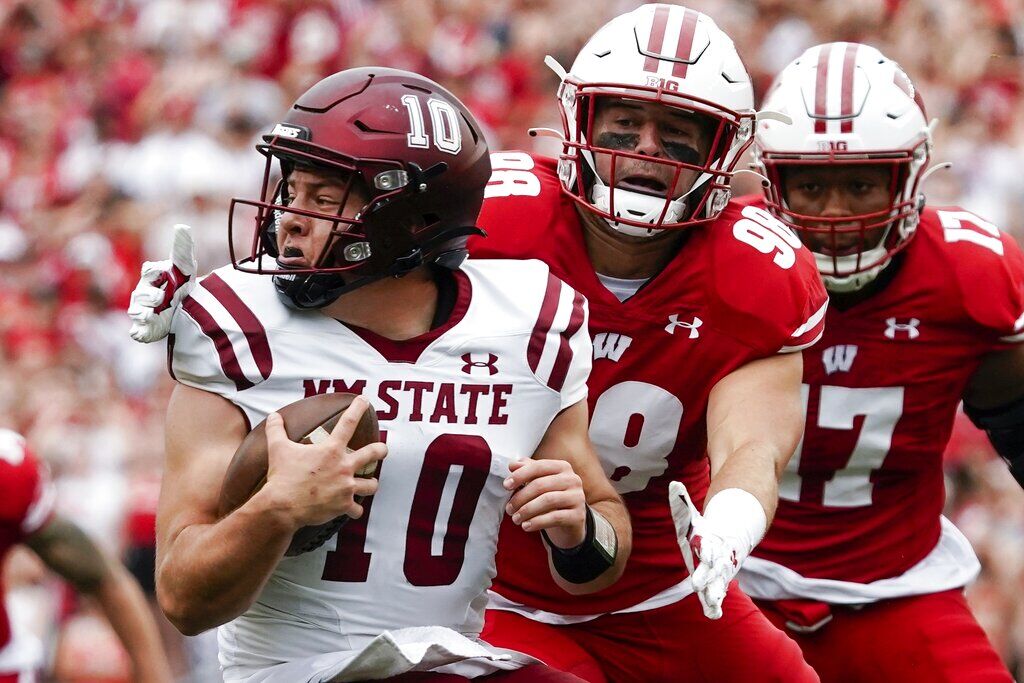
[743,197,1024,593]
[471,154,827,615]
[0,430,55,661]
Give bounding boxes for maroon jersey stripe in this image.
[643,5,671,73]
[528,273,563,373]
[201,273,273,380]
[814,44,832,134]
[671,9,699,79]
[547,290,586,392]
[839,43,859,133]
[181,296,254,391]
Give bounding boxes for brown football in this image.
[217,392,380,556]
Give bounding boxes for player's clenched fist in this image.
[260,396,387,529]
[504,458,587,549]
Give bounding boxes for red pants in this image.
[482,582,818,683]
[756,589,1013,682]
[371,666,585,681]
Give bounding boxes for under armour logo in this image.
[461,353,498,375]
[822,345,858,375]
[665,314,702,339]
[884,318,920,340]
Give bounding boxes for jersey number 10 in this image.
[320,433,490,586]
[401,95,463,155]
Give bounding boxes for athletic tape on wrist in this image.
[701,488,768,552]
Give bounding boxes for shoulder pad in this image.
[709,202,828,354]
[470,152,565,260]
[921,207,1024,340]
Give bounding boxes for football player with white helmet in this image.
[129,6,824,681]
[737,43,1022,681]
[472,5,824,682]
[152,67,629,683]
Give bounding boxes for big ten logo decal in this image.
[485,152,541,199]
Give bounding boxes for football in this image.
[217,392,380,556]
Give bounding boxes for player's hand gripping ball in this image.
[217,393,380,556]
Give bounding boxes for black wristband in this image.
[541,506,617,584]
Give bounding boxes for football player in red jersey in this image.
[0,430,172,683]
[128,5,825,682]
[468,5,826,682]
[736,42,1022,682]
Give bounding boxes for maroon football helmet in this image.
[228,67,491,309]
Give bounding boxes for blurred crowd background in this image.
[0,0,1022,680]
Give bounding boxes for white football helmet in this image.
[754,43,933,291]
[551,4,756,237]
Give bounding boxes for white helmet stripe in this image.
[640,5,700,78]
[825,42,848,132]
[657,7,684,77]
[670,9,700,78]
[642,5,671,72]
[839,43,859,132]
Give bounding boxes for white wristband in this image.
[701,488,768,553]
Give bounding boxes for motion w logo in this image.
[593,333,633,362]
[461,353,499,376]
[822,345,858,375]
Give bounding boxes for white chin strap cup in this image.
[818,256,891,293]
[591,185,686,238]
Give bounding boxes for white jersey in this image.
[168,258,591,682]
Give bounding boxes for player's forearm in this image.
[92,562,173,682]
[706,440,784,525]
[157,491,293,635]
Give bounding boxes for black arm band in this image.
[541,506,617,585]
[964,395,1024,489]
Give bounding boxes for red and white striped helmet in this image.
[552,4,755,237]
[754,42,932,291]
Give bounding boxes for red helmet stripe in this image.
[671,9,700,78]
[643,5,671,73]
[840,43,859,133]
[813,44,832,133]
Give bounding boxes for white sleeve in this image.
[526,275,592,409]
[167,273,274,397]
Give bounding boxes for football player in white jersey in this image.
[151,67,629,683]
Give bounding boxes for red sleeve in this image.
[709,202,829,355]
[0,431,55,539]
[930,207,1024,346]
[468,152,563,261]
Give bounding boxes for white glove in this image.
[669,481,767,620]
[127,224,197,343]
